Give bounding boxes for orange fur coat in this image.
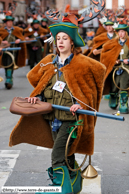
[101,38,129,94]
[0,26,27,67]
[9,54,106,155]
[87,32,112,61]
[95,26,107,37]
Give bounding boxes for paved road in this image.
[0,66,129,194]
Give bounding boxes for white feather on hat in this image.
[0,13,5,20]
[113,22,119,29]
[27,17,33,24]
[44,33,54,44]
[37,15,42,21]
[99,16,107,24]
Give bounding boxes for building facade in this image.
[0,0,56,23]
[56,0,90,12]
[0,0,12,11]
[106,0,129,9]
[1,0,129,22]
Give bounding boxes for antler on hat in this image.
[26,1,41,23]
[103,6,125,24]
[44,0,105,46]
[45,0,105,26]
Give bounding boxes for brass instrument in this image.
[0,51,18,70]
[0,76,3,82]
[113,57,129,91]
[65,126,98,179]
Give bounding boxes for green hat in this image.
[3,15,14,23]
[115,24,128,31]
[49,22,85,47]
[41,18,48,23]
[32,19,39,24]
[104,20,114,26]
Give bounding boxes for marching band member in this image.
[24,16,48,69]
[0,12,26,89]
[101,21,129,113]
[9,2,106,193]
[87,19,116,61]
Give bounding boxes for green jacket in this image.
[118,40,129,69]
[43,70,76,121]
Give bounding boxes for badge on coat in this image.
[34,32,38,37]
[28,28,33,32]
[52,81,66,93]
[120,49,124,55]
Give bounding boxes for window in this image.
[83,0,90,6]
[118,0,125,7]
[71,0,79,8]
[106,0,112,9]
[0,2,4,10]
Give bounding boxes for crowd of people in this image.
[0,1,129,194]
[84,17,129,114]
[0,13,52,89]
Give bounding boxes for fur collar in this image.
[95,26,107,37]
[0,26,24,40]
[88,32,116,58]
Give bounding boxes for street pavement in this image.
[0,66,129,194]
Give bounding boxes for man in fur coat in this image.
[24,16,48,69]
[95,24,107,37]
[40,17,53,57]
[87,20,116,61]
[101,23,129,113]
[83,18,107,57]
[9,9,106,194]
[0,13,26,89]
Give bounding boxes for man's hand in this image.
[15,39,21,44]
[25,37,29,40]
[70,104,83,116]
[93,48,102,55]
[2,40,9,45]
[123,59,129,64]
[40,35,44,39]
[115,60,120,65]
[25,97,40,104]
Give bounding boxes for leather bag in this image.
[10,97,53,116]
